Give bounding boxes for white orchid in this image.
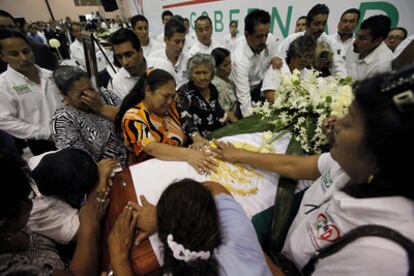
[253,70,353,154]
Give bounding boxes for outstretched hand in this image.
[186,148,217,175]
[211,140,241,163]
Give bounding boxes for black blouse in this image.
[177,81,226,137]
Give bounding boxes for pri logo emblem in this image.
[316,213,341,242]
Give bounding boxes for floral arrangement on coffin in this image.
[95,29,115,40]
[252,69,353,154]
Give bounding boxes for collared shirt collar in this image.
[360,41,386,64]
[243,39,256,58]
[195,40,211,51]
[163,48,185,68]
[7,64,44,83]
[336,33,354,44]
[119,66,136,80]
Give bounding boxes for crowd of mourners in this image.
[0,3,414,275]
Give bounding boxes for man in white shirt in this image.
[156,10,173,43]
[131,14,163,58]
[69,22,108,71]
[107,29,147,99]
[149,18,189,89]
[329,8,360,59]
[345,15,394,81]
[384,27,408,52]
[0,29,61,154]
[183,17,196,52]
[231,9,280,117]
[188,15,222,57]
[278,4,347,76]
[224,20,241,52]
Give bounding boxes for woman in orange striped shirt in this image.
[115,69,217,174]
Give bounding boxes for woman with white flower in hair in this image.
[107,179,273,276]
[213,66,414,274]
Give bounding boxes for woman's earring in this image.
[367,174,374,184]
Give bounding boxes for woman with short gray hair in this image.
[177,53,230,145]
[51,65,128,167]
[186,52,216,79]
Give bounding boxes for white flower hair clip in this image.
[167,234,211,262]
[381,73,414,113]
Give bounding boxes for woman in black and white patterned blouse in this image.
[51,66,128,167]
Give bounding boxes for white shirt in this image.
[282,153,414,275]
[28,180,79,244]
[155,31,164,43]
[0,65,62,140]
[26,151,80,245]
[394,34,414,57]
[231,39,275,117]
[184,31,197,52]
[107,67,140,99]
[37,31,48,45]
[110,22,120,30]
[69,39,108,71]
[261,60,292,92]
[345,41,394,81]
[100,21,108,29]
[148,49,189,89]
[188,39,223,57]
[328,33,354,60]
[261,60,309,92]
[141,38,164,59]
[224,34,242,52]
[278,32,347,76]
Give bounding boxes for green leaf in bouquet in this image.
[339,76,353,86]
[207,114,276,139]
[305,116,317,140]
[325,95,332,104]
[269,135,305,253]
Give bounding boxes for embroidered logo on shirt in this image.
[13,84,31,95]
[319,168,333,192]
[315,213,341,242]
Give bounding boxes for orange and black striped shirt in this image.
[121,100,185,156]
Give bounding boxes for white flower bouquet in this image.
[252,69,353,154]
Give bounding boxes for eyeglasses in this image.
[387,36,404,41]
